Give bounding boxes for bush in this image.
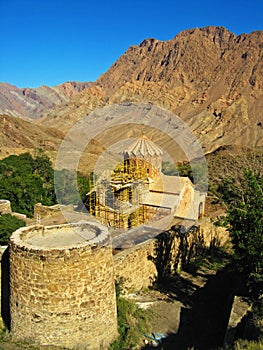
[110,279,152,350]
[0,214,25,245]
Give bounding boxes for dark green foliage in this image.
[162,160,208,191]
[55,169,94,206]
[110,296,151,350]
[0,152,56,217]
[219,169,263,297]
[54,169,79,205]
[0,151,94,217]
[162,161,178,176]
[0,214,25,245]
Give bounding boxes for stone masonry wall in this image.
[2,218,229,348]
[0,200,12,214]
[34,203,74,224]
[114,219,229,292]
[9,233,118,349]
[113,239,157,292]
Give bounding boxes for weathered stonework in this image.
[3,216,229,348]
[113,218,229,291]
[9,223,118,349]
[0,199,27,223]
[0,200,12,214]
[34,202,75,224]
[114,239,157,291]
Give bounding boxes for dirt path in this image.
[136,269,246,350]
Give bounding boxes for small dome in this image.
[124,134,163,158]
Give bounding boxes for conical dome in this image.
[124,134,163,158]
[124,135,163,179]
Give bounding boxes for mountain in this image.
[0,81,92,119]
[38,26,263,154]
[0,114,64,160]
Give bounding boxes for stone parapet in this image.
[113,219,229,291]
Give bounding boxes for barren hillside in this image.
[0,114,64,161]
[38,26,263,154]
[0,81,92,119]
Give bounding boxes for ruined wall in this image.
[0,199,27,223]
[3,217,229,348]
[34,203,67,223]
[9,225,118,349]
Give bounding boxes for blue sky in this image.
[1,0,262,88]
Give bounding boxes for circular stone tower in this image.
[9,222,118,349]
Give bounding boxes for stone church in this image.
[86,134,205,230]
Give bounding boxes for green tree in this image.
[219,169,263,296]
[0,152,56,217]
[0,214,25,245]
[55,169,95,206]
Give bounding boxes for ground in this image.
[127,265,250,350]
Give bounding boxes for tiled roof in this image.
[124,134,163,158]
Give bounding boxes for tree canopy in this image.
[0,152,56,217]
[0,214,25,245]
[218,165,263,296]
[0,151,94,217]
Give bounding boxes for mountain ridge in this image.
[0,81,92,119]
[38,26,263,154]
[1,26,263,157]
[0,114,66,161]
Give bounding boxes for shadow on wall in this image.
[153,225,217,280]
[1,247,11,330]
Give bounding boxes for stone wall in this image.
[9,224,118,349]
[34,203,74,224]
[2,218,229,348]
[0,199,27,223]
[114,218,229,292]
[0,200,12,214]
[113,239,157,291]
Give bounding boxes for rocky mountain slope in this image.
[0,114,64,160]
[39,26,263,154]
[0,81,92,119]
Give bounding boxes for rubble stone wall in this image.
[113,219,229,291]
[2,218,229,348]
[0,200,12,214]
[9,226,118,350]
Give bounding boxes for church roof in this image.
[141,192,180,209]
[149,173,193,194]
[124,134,163,158]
